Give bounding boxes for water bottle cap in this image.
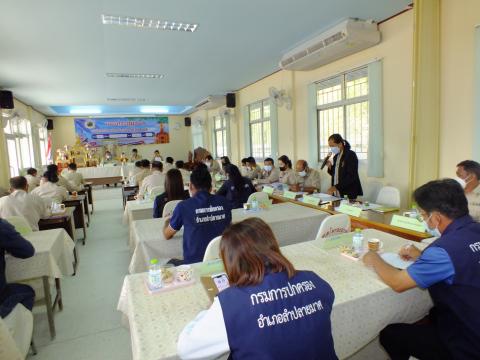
[355,228,362,232]
[150,258,158,265]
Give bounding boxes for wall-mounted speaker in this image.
[0,90,14,109]
[184,117,191,127]
[47,119,54,130]
[226,93,236,108]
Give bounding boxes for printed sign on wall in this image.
[74,117,169,147]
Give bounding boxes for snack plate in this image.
[339,246,383,262]
[145,278,195,295]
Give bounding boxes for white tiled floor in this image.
[30,187,133,360]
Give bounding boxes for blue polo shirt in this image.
[170,191,232,264]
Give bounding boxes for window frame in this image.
[212,114,229,159]
[248,99,272,161]
[4,118,36,176]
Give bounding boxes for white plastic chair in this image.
[376,186,401,208]
[203,236,222,262]
[247,191,269,204]
[0,304,35,359]
[5,216,33,236]
[162,200,182,218]
[149,186,165,201]
[314,214,351,244]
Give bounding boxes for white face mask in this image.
[298,170,307,177]
[263,165,272,172]
[422,214,441,238]
[455,175,472,189]
[330,146,340,155]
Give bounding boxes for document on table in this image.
[381,252,414,270]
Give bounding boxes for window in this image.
[248,100,271,159]
[212,115,228,158]
[4,118,35,176]
[317,67,369,161]
[38,126,48,165]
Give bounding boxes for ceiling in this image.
[0,0,411,116]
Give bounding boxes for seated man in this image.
[291,160,321,193]
[176,160,191,185]
[163,165,232,264]
[63,163,85,189]
[245,156,262,180]
[363,179,480,360]
[46,164,80,193]
[24,168,40,191]
[164,157,175,172]
[131,148,141,162]
[0,177,50,231]
[128,160,143,185]
[138,161,165,197]
[152,150,163,163]
[138,159,151,187]
[257,157,280,184]
[0,219,35,318]
[456,160,480,221]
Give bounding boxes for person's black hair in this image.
[241,158,248,165]
[44,170,59,183]
[328,133,351,151]
[165,169,185,201]
[225,164,245,194]
[413,179,469,219]
[154,150,160,154]
[175,160,185,169]
[278,155,292,169]
[68,163,77,170]
[152,161,163,171]
[132,148,138,153]
[47,164,58,173]
[26,168,37,176]
[10,176,27,190]
[141,159,150,168]
[264,158,274,165]
[166,156,174,164]
[457,160,480,179]
[221,156,231,165]
[135,160,142,168]
[246,156,256,165]
[190,165,212,191]
[205,155,213,161]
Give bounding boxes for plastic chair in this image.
[5,216,33,236]
[203,236,222,262]
[314,214,351,244]
[162,200,182,218]
[376,186,401,208]
[1,304,35,359]
[247,191,269,204]
[149,186,165,201]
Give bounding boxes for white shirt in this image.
[177,297,230,360]
[138,170,165,196]
[179,168,191,185]
[24,174,40,191]
[257,168,281,184]
[63,171,84,188]
[0,190,50,231]
[31,181,68,203]
[164,163,175,172]
[58,175,82,192]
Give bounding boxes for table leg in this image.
[73,247,79,275]
[54,278,63,311]
[83,196,90,225]
[79,202,87,245]
[42,276,56,339]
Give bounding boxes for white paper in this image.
[380,252,414,270]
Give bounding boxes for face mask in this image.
[330,146,340,155]
[263,165,272,172]
[298,170,307,177]
[422,214,441,237]
[455,177,467,189]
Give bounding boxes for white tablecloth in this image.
[68,164,135,179]
[118,229,433,360]
[122,200,154,226]
[5,228,75,282]
[128,203,328,273]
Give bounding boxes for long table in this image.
[128,203,329,273]
[118,228,433,360]
[69,164,135,186]
[6,228,75,339]
[270,194,430,241]
[123,199,154,226]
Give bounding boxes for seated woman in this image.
[216,165,255,209]
[31,169,68,203]
[177,218,337,360]
[220,156,231,175]
[278,155,297,186]
[153,169,189,218]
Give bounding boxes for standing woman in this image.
[153,169,189,218]
[177,218,337,360]
[326,134,363,199]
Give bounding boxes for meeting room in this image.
[0,0,479,359]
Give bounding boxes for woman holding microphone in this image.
[326,133,363,200]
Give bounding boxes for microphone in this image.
[320,152,332,170]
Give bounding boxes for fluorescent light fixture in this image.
[106,73,164,79]
[140,106,169,114]
[102,14,198,32]
[106,97,146,102]
[69,108,102,115]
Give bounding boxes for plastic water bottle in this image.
[341,195,349,205]
[148,258,162,289]
[251,196,259,211]
[352,228,364,254]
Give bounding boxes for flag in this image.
[46,132,52,163]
